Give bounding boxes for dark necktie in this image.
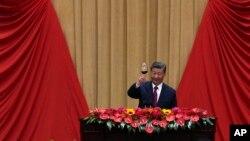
[153,86,158,107]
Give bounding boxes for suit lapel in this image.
[145,82,154,104]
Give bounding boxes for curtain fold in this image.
[177,0,250,141]
[0,0,89,140]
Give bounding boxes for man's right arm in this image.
[127,83,140,99]
[127,74,146,99]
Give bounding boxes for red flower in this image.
[192,108,201,113]
[143,108,153,115]
[175,113,183,119]
[105,108,116,115]
[110,115,115,120]
[131,121,139,128]
[192,108,207,117]
[145,125,154,134]
[159,120,167,128]
[183,115,190,121]
[86,107,214,135]
[93,108,106,114]
[166,115,175,122]
[202,110,208,117]
[135,108,144,116]
[114,117,122,123]
[91,108,106,116]
[152,107,162,118]
[191,115,199,122]
[117,107,126,114]
[151,119,160,126]
[176,118,185,126]
[171,107,181,114]
[114,113,122,120]
[100,113,109,120]
[139,117,148,125]
[124,117,132,124]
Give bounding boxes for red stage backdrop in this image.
[0,0,89,140]
[177,0,250,141]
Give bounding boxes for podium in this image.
[80,120,216,141]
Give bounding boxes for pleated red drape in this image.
[0,0,89,140]
[177,0,250,141]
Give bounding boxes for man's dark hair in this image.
[150,61,166,73]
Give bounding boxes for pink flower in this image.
[183,115,190,121]
[105,108,116,115]
[114,117,122,123]
[117,107,126,114]
[145,125,154,134]
[192,108,206,117]
[202,110,208,117]
[151,119,160,126]
[152,107,162,118]
[159,120,167,128]
[114,113,121,118]
[176,118,185,126]
[175,113,183,119]
[143,108,153,115]
[135,108,144,116]
[171,107,181,114]
[110,115,115,120]
[124,117,132,124]
[91,108,106,116]
[131,121,139,128]
[93,108,106,114]
[192,108,201,113]
[166,115,175,122]
[99,113,109,120]
[139,117,148,125]
[191,115,199,122]
[86,107,213,135]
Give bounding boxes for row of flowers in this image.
[83,107,215,134]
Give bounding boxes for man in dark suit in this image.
[127,61,177,109]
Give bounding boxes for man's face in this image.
[151,68,165,85]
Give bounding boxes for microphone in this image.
[141,62,148,74]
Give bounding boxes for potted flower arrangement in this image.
[83,107,215,134]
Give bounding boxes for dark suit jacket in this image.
[127,81,177,109]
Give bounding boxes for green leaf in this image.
[120,122,126,129]
[132,128,136,133]
[112,122,116,127]
[168,123,174,130]
[138,126,144,132]
[88,117,94,122]
[106,121,112,131]
[154,126,160,134]
[162,127,167,132]
[86,117,96,124]
[127,125,132,133]
[173,122,178,130]
[205,118,214,126]
[187,121,193,129]
[203,120,207,126]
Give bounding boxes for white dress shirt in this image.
[152,83,163,102]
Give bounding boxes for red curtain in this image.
[177,0,250,141]
[0,0,89,140]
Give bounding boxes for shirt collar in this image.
[152,83,163,89]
